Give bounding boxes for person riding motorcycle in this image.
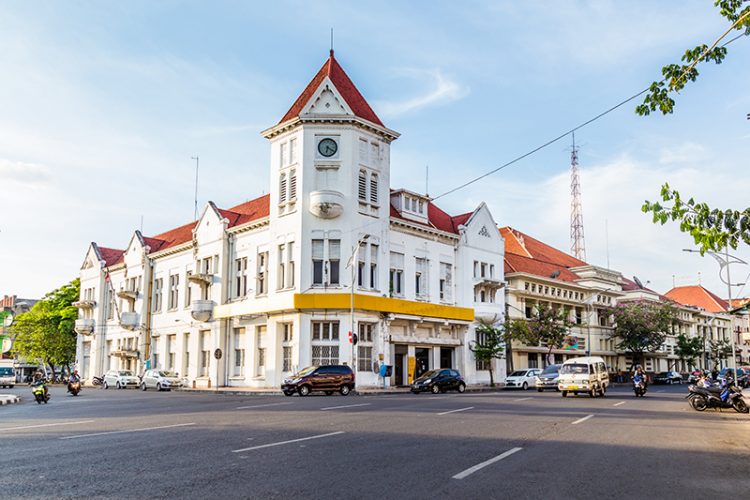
[632,365,648,388]
[69,370,80,383]
[30,370,49,399]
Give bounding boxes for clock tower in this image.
[261,51,400,294]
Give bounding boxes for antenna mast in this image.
[192,155,199,220]
[570,132,586,261]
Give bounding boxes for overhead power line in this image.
[433,29,749,201]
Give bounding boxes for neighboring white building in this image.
[75,51,506,388]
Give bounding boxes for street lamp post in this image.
[684,248,748,373]
[348,235,370,388]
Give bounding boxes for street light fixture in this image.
[683,248,748,372]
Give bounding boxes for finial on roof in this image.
[330,28,334,57]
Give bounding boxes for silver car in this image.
[141,370,183,391]
[103,370,140,389]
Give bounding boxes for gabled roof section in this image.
[389,196,470,235]
[279,51,384,127]
[98,246,125,267]
[504,253,581,283]
[500,227,586,268]
[664,285,729,313]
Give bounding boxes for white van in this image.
[0,359,15,388]
[558,356,609,397]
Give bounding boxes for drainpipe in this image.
[144,260,154,373]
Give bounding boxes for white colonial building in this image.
[75,51,506,389]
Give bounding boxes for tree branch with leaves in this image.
[606,300,678,368]
[507,304,575,366]
[469,321,508,387]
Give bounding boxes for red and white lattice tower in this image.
[570,132,586,261]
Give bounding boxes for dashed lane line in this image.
[0,420,95,432]
[231,431,345,452]
[613,401,626,407]
[437,406,474,416]
[514,397,532,402]
[236,402,293,410]
[320,403,371,411]
[59,422,196,440]
[572,414,595,425]
[452,447,523,479]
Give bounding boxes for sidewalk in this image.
[180,384,506,397]
[0,394,20,405]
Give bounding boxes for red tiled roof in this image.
[227,194,270,226]
[98,246,124,266]
[500,227,586,268]
[278,51,384,127]
[664,285,729,313]
[730,298,750,309]
[504,253,581,283]
[389,200,468,235]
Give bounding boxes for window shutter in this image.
[369,173,378,204]
[358,170,367,201]
[312,240,324,260]
[279,174,287,204]
[289,170,297,200]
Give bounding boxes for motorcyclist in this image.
[69,370,80,383]
[632,365,648,388]
[720,370,735,402]
[31,370,49,399]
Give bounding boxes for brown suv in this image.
[281,365,355,396]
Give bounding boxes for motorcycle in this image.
[31,381,50,404]
[67,380,82,396]
[633,375,647,397]
[92,374,105,386]
[686,380,749,413]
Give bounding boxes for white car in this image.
[141,370,183,391]
[504,369,541,390]
[103,370,140,389]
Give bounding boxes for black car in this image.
[411,369,466,394]
[653,371,683,385]
[281,365,355,396]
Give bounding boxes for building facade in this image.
[75,52,506,388]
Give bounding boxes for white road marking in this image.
[514,397,532,402]
[613,401,626,407]
[437,406,474,416]
[232,431,345,453]
[236,402,293,410]
[59,422,195,440]
[320,403,371,411]
[452,447,523,479]
[0,420,95,432]
[572,414,595,425]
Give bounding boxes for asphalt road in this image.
[1,383,749,499]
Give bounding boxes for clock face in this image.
[318,138,338,157]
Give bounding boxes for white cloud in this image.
[0,159,51,188]
[374,69,469,117]
[658,142,707,164]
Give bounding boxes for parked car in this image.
[281,365,354,396]
[504,369,541,390]
[103,370,140,389]
[141,370,183,391]
[535,364,561,392]
[719,367,748,388]
[653,371,683,385]
[411,369,466,394]
[558,356,609,397]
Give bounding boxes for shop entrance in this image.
[415,348,430,378]
[394,345,408,386]
[440,347,453,369]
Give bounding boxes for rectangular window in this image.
[286,242,295,288]
[359,137,368,163]
[279,173,287,205]
[280,142,288,166]
[107,287,115,320]
[312,239,324,285]
[289,137,297,164]
[167,334,176,370]
[329,240,340,285]
[357,323,374,372]
[281,323,293,372]
[369,173,378,205]
[358,170,367,201]
[528,353,539,369]
[439,262,452,302]
[168,274,179,310]
[313,239,340,286]
[233,327,245,377]
[311,322,339,366]
[234,257,248,298]
[257,251,268,295]
[153,278,163,313]
[415,258,428,299]
[289,169,297,201]
[475,329,490,370]
[277,244,285,290]
[357,242,366,288]
[185,270,192,307]
[389,252,404,297]
[256,325,266,377]
[370,244,378,290]
[370,142,379,166]
[200,330,210,377]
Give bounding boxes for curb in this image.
[179,385,506,397]
[0,394,20,405]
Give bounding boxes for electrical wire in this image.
[432,26,749,201]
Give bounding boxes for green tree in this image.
[674,333,704,371]
[707,339,732,370]
[642,184,750,254]
[9,278,79,379]
[606,300,677,368]
[507,304,574,366]
[636,1,750,116]
[469,321,507,387]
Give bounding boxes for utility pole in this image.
[192,156,199,221]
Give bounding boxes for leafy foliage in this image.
[469,321,508,387]
[507,304,575,362]
[9,279,80,377]
[606,300,678,365]
[707,339,732,370]
[642,183,750,253]
[674,333,704,370]
[636,1,750,116]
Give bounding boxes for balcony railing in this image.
[191,300,214,322]
[309,190,345,219]
[120,311,139,330]
[117,290,138,302]
[72,300,96,309]
[74,318,95,335]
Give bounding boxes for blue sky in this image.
[1,1,749,299]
